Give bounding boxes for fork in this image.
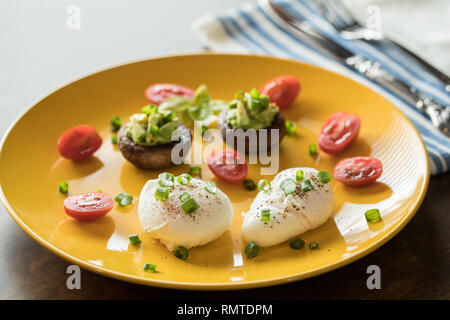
[313,0,450,90]
[269,1,450,137]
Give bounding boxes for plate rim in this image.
[0,52,430,290]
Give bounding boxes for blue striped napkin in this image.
[193,0,450,175]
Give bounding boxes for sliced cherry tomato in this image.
[318,112,361,154]
[63,192,114,221]
[207,149,248,183]
[58,125,102,161]
[145,83,194,105]
[334,157,383,187]
[259,75,300,108]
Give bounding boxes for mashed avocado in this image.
[126,106,178,146]
[226,88,278,130]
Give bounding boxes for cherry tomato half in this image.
[318,112,361,154]
[57,125,102,161]
[207,149,248,183]
[145,83,194,105]
[334,157,383,187]
[259,75,300,108]
[63,192,114,221]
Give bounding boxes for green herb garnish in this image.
[155,187,169,201]
[243,179,257,191]
[179,192,190,202]
[128,234,142,245]
[285,120,297,136]
[309,242,319,250]
[176,174,192,186]
[258,179,271,192]
[301,179,313,192]
[365,209,382,222]
[245,241,260,258]
[189,166,202,177]
[143,263,157,273]
[111,133,118,145]
[261,209,271,222]
[174,246,189,260]
[309,143,317,155]
[296,169,304,181]
[115,192,133,206]
[205,181,217,194]
[280,178,296,195]
[58,181,69,195]
[289,238,305,250]
[317,170,332,184]
[181,197,200,214]
[158,172,175,188]
[110,116,122,132]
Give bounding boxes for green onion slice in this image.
[258,179,271,192]
[189,166,202,176]
[317,170,332,184]
[309,241,319,250]
[261,209,271,222]
[205,181,217,194]
[289,238,305,250]
[111,133,118,145]
[158,172,175,188]
[154,187,169,201]
[280,178,296,195]
[285,120,297,136]
[94,189,102,193]
[365,209,382,222]
[245,241,260,258]
[143,263,157,273]
[181,197,200,214]
[296,169,304,181]
[110,116,122,132]
[301,179,313,192]
[201,125,208,137]
[243,179,257,191]
[128,234,141,245]
[179,192,190,202]
[115,192,133,206]
[309,143,317,155]
[58,181,69,195]
[174,246,189,260]
[176,174,192,186]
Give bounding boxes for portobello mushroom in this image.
[218,109,286,154]
[118,123,191,169]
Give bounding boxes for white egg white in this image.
[138,177,233,251]
[242,168,334,247]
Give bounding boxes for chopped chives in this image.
[110,116,122,132]
[280,178,296,195]
[296,169,304,181]
[174,246,189,260]
[179,192,190,202]
[261,209,271,222]
[243,179,257,191]
[289,238,305,250]
[181,197,200,214]
[317,170,332,184]
[309,143,317,155]
[176,174,192,186]
[309,241,319,250]
[115,192,133,206]
[365,209,382,222]
[155,187,169,201]
[143,263,157,273]
[245,241,259,258]
[301,179,313,192]
[258,179,271,192]
[128,234,141,245]
[189,166,202,176]
[58,181,69,195]
[285,120,297,136]
[111,133,118,145]
[94,189,102,193]
[205,181,217,194]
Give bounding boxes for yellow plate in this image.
[0,54,429,290]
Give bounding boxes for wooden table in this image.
[0,172,448,300]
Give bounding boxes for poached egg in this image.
[242,168,334,247]
[138,177,233,251]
